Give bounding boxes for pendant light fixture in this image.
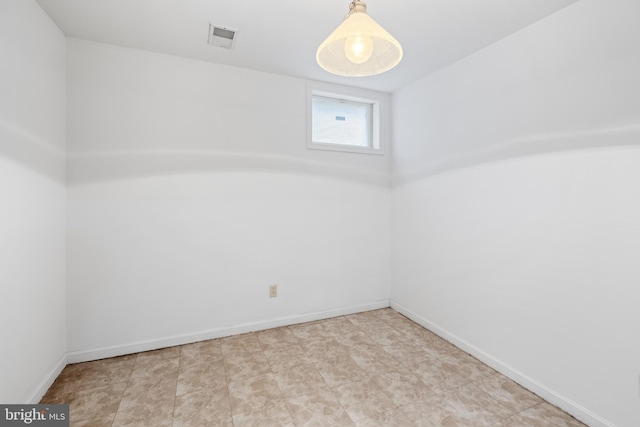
[316,0,403,77]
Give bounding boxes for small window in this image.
[307,82,387,155]
[312,96,373,148]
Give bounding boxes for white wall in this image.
[391,1,640,426]
[0,0,67,403]
[66,39,390,357]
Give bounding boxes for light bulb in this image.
[344,35,374,64]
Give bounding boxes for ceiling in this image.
[36,0,578,93]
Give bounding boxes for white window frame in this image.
[307,81,388,155]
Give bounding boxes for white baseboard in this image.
[67,300,390,364]
[28,353,67,404]
[390,301,616,427]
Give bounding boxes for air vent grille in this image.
[208,24,238,49]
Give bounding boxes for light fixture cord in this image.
[345,0,364,19]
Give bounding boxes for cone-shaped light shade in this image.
[316,1,402,76]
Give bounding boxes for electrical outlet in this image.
[269,285,278,298]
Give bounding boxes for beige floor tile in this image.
[74,363,134,392]
[118,380,176,413]
[412,351,495,393]
[400,393,470,427]
[65,361,100,372]
[475,373,543,413]
[53,358,129,397]
[354,408,414,427]
[383,314,421,331]
[130,356,179,381]
[70,414,116,427]
[315,354,368,388]
[91,354,138,367]
[264,343,313,370]
[443,382,514,425]
[135,346,181,364]
[345,312,386,329]
[355,315,397,329]
[413,333,461,360]
[220,333,263,356]
[231,398,294,427]
[285,387,354,427]
[40,309,584,427]
[370,369,435,406]
[179,339,223,368]
[299,337,350,364]
[289,322,332,341]
[332,378,397,422]
[176,359,226,396]
[42,372,80,397]
[125,368,178,391]
[381,340,424,355]
[223,350,271,382]
[443,351,496,376]
[395,321,431,341]
[317,316,363,337]
[228,373,282,416]
[391,350,437,370]
[257,326,300,350]
[40,386,74,405]
[409,358,467,393]
[112,403,174,427]
[371,308,408,322]
[349,347,406,374]
[173,388,232,427]
[362,327,412,347]
[68,382,128,422]
[333,331,379,351]
[272,363,329,397]
[495,402,587,427]
[175,416,233,427]
[40,363,91,405]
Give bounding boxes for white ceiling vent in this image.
[208,24,238,49]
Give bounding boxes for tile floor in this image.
[41,309,587,426]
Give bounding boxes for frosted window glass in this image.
[312,96,372,147]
